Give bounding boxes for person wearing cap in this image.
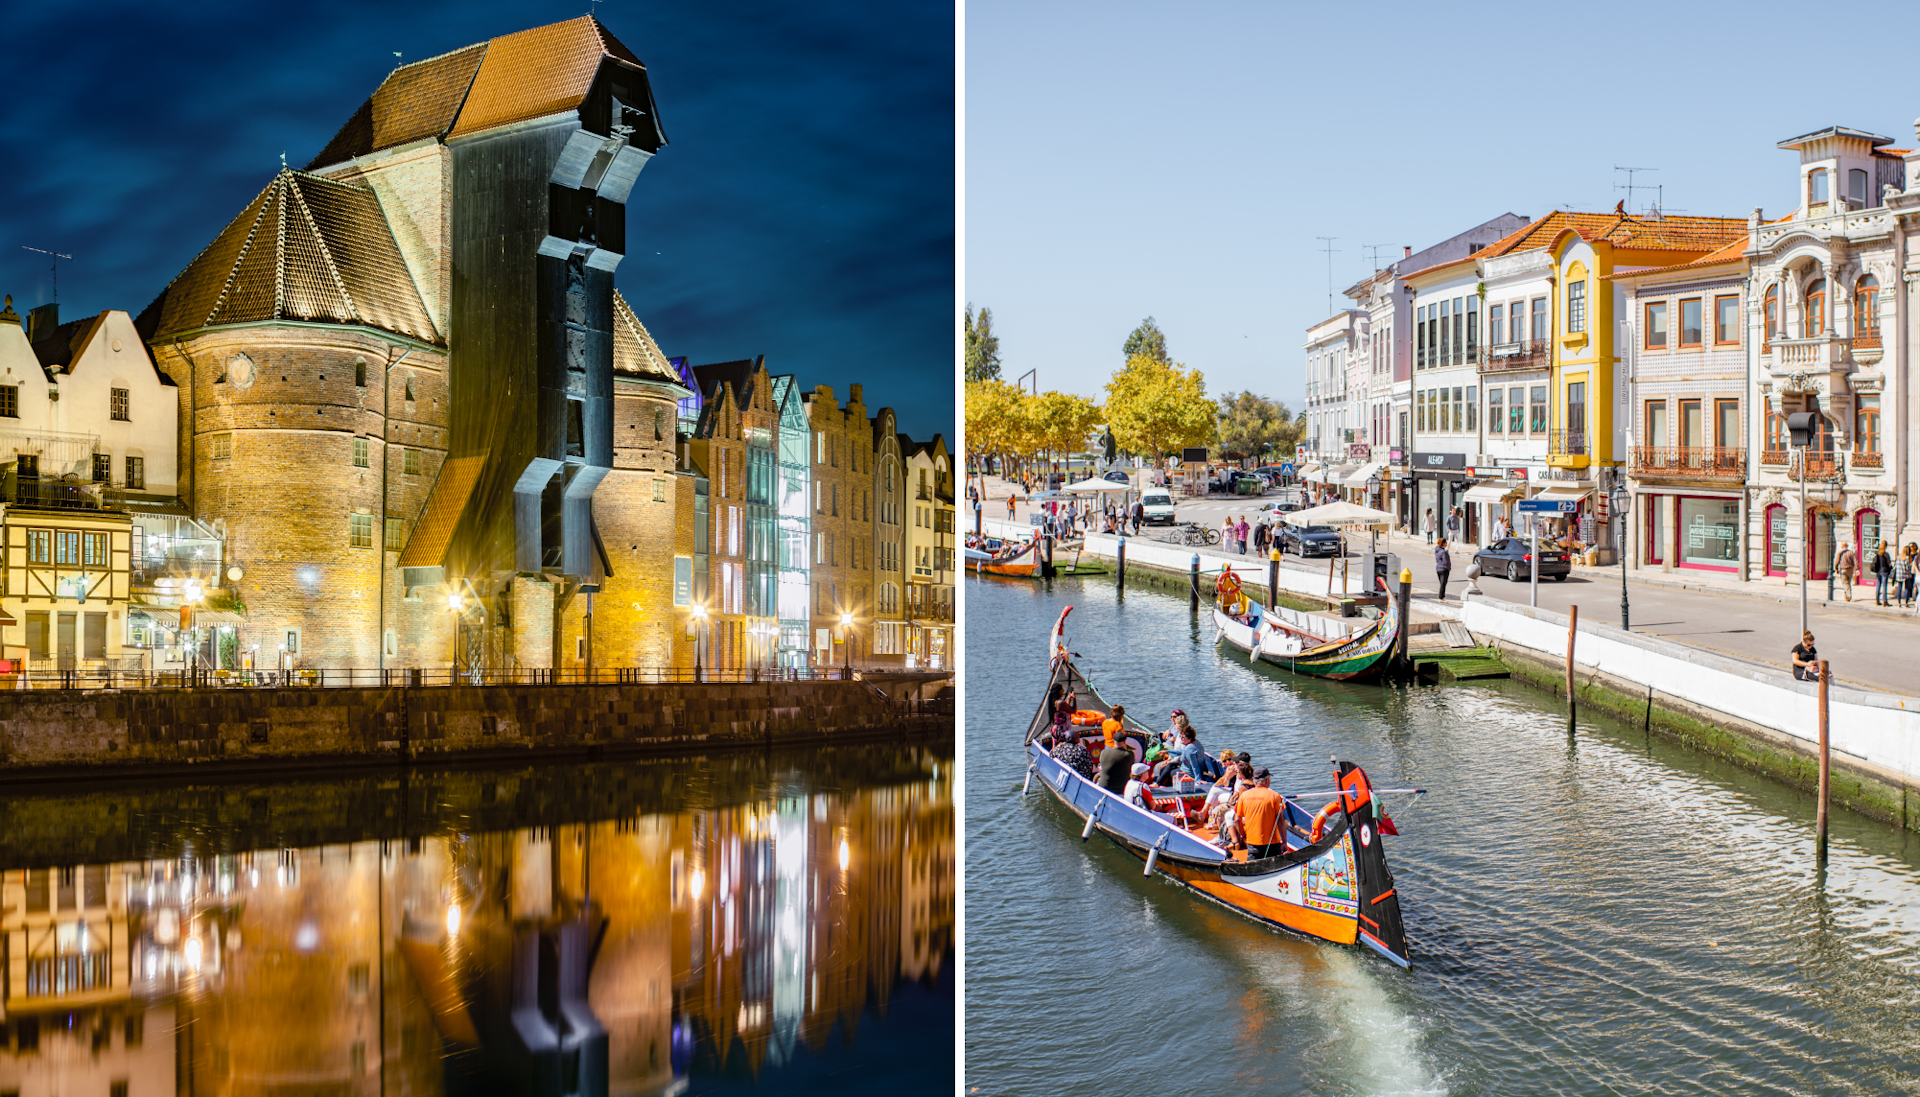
[1123,762,1158,812]
[1235,769,1286,858]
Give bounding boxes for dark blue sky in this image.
[0,0,954,439]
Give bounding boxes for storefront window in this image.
[1678,497,1738,571]
[1857,510,1881,585]
[1808,510,1834,580]
[1645,495,1665,564]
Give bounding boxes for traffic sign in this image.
[1279,463,1296,477]
[1516,499,1578,513]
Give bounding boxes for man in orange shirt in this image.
[1235,768,1287,859]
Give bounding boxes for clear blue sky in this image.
[966,0,1920,411]
[0,0,952,438]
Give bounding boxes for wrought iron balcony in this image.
[1630,446,1746,481]
[1548,430,1587,457]
[1853,449,1884,470]
[1482,341,1550,373]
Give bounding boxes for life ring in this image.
[1308,799,1343,843]
[1068,710,1105,726]
[1215,571,1243,608]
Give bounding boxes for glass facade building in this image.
[772,376,812,669]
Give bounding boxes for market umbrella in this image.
[1285,500,1397,527]
[1062,476,1129,494]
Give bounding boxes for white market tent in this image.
[1285,501,1397,527]
[1062,476,1130,494]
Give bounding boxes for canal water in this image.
[965,575,1920,1096]
[0,743,952,1097]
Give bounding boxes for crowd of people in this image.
[1833,540,1920,608]
[1036,693,1295,856]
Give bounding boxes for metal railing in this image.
[1548,429,1588,457]
[0,663,951,692]
[1630,446,1746,480]
[1481,342,1549,372]
[1853,449,1884,469]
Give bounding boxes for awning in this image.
[133,607,180,628]
[1337,461,1385,485]
[1306,464,1351,483]
[1533,486,1594,503]
[1461,483,1520,505]
[398,454,489,569]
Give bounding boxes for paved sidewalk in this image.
[967,473,1920,698]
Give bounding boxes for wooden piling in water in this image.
[1818,659,1831,861]
[1565,604,1578,705]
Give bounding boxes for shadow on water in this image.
[0,742,954,1097]
[967,571,1920,1097]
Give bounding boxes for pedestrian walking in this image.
[1006,494,1016,519]
[1873,541,1894,605]
[1434,538,1453,600]
[1901,544,1919,608]
[1422,508,1436,545]
[1130,499,1144,534]
[1445,507,1461,541]
[1236,516,1250,555]
[1789,631,1819,681]
[1224,515,1235,547]
[1836,542,1857,601]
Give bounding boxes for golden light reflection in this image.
[445,902,461,937]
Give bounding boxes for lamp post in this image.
[1787,402,1819,635]
[839,611,854,678]
[1611,485,1631,630]
[691,604,708,683]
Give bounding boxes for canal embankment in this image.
[0,678,951,782]
[1002,520,1920,832]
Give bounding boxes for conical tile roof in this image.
[611,289,681,385]
[146,169,440,344]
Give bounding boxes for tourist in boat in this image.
[1123,762,1156,811]
[1097,733,1135,795]
[1051,731,1095,781]
[1434,538,1453,601]
[1099,704,1129,749]
[1236,768,1286,858]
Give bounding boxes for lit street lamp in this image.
[839,611,854,678]
[1610,484,1630,630]
[691,604,708,683]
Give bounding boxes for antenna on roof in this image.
[1614,165,1657,214]
[393,51,402,67]
[1362,244,1395,274]
[1316,237,1339,317]
[20,246,73,303]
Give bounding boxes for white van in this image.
[1140,489,1177,525]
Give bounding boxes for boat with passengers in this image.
[1210,570,1399,680]
[1024,606,1415,966]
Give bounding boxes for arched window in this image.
[1854,274,1880,344]
[1850,168,1870,206]
[1804,279,1826,336]
[1764,285,1780,346]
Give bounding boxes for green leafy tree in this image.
[1214,391,1301,463]
[965,379,1018,472]
[965,304,1002,381]
[1103,353,1214,461]
[1121,316,1169,364]
[1034,390,1104,462]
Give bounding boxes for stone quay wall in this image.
[0,679,936,779]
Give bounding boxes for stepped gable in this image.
[450,16,652,139]
[144,169,440,345]
[610,290,679,383]
[306,44,488,169]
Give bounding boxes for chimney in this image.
[1403,246,1412,259]
[25,302,56,343]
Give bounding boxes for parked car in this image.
[1278,522,1342,557]
[1047,473,1067,489]
[1263,501,1304,515]
[1102,470,1130,484]
[1139,489,1178,525]
[1474,537,1572,581]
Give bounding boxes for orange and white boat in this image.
[966,534,1042,578]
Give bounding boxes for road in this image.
[970,474,1920,697]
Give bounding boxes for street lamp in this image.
[1787,401,1820,635]
[691,604,708,683]
[1610,484,1631,630]
[839,611,854,678]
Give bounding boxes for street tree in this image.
[965,304,1002,381]
[964,379,1021,474]
[1214,391,1302,463]
[1121,316,1168,364]
[1103,353,1214,461]
[1033,390,1104,465]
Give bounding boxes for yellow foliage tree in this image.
[1103,354,1215,461]
[964,380,1020,469]
[1033,390,1104,461]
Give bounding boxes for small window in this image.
[384,629,397,656]
[110,387,129,421]
[0,385,18,419]
[1855,275,1881,341]
[652,478,666,503]
[1764,285,1780,345]
[1809,169,1830,204]
[284,628,300,655]
[404,448,421,475]
[1644,302,1668,348]
[83,533,106,567]
[211,433,232,460]
[566,400,585,458]
[1567,280,1587,334]
[125,455,144,490]
[1857,395,1881,454]
[1850,168,1869,206]
[55,530,80,565]
[349,513,374,549]
[1805,279,1827,335]
[352,437,369,468]
[1678,298,1703,348]
[92,454,111,482]
[355,359,367,387]
[654,407,665,441]
[1714,295,1740,345]
[385,517,404,551]
[404,375,416,401]
[27,528,50,564]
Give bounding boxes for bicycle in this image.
[1167,523,1221,547]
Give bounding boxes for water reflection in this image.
[0,749,952,1096]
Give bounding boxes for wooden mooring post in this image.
[1564,604,1578,706]
[1117,535,1127,592]
[1189,554,1200,612]
[1817,658,1831,862]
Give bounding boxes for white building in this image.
[21,305,181,498]
[1405,255,1489,542]
[1469,238,1557,544]
[1302,310,1364,465]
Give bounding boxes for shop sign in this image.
[1413,452,1466,469]
[1348,443,1371,460]
[1389,448,1404,463]
[1506,467,1529,481]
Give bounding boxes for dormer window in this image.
[1809,169,1830,208]
[1850,169,1869,206]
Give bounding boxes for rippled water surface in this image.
[964,575,1920,1096]
[0,744,953,1096]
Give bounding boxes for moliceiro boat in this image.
[1210,571,1398,680]
[966,534,1042,578]
[1026,607,1414,967]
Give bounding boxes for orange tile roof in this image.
[611,290,681,384]
[307,44,487,168]
[450,17,640,138]
[1477,208,1746,259]
[399,454,487,568]
[1611,235,1750,279]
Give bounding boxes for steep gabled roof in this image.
[1476,208,1746,260]
[450,17,647,139]
[691,357,763,437]
[610,290,681,384]
[144,169,440,344]
[307,44,488,169]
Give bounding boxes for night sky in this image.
[0,0,954,439]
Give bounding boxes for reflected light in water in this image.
[691,866,706,899]
[446,902,461,937]
[838,838,851,871]
[183,935,202,972]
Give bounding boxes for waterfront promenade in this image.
[974,476,1920,698]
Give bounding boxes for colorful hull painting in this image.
[1026,607,1412,966]
[968,536,1041,577]
[1212,592,1398,681]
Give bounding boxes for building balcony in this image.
[1,477,130,513]
[1764,333,1861,378]
[1548,430,1587,456]
[1854,449,1884,470]
[1481,342,1549,373]
[1630,446,1746,481]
